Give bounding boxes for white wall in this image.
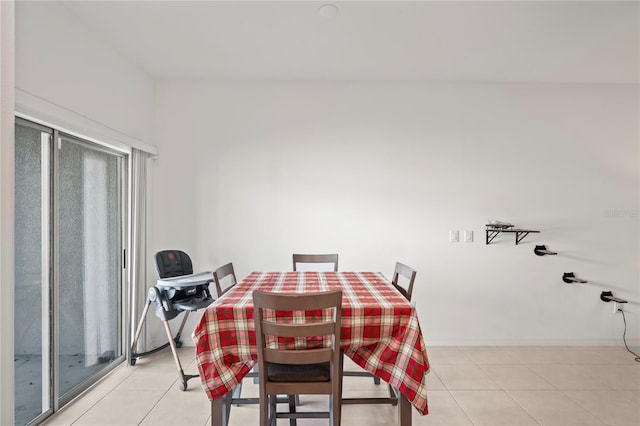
[153,81,639,346]
[15,1,154,145]
[1,2,16,424]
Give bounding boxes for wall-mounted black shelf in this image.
[485,224,540,245]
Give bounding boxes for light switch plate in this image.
[464,230,474,243]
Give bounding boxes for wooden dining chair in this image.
[292,253,339,272]
[253,289,343,426]
[213,261,266,417]
[391,262,417,302]
[342,262,417,406]
[213,262,237,298]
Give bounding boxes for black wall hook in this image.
[563,272,587,284]
[600,291,627,304]
[534,245,557,256]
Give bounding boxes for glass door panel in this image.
[14,121,51,426]
[56,136,122,397]
[15,118,127,425]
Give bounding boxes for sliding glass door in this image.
[14,120,51,425]
[15,118,127,425]
[56,135,124,401]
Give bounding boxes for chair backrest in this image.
[155,250,193,278]
[292,253,339,272]
[213,262,237,298]
[253,289,342,392]
[392,262,417,301]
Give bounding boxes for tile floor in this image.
[16,354,113,425]
[42,346,640,426]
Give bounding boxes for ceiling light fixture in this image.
[319,4,339,19]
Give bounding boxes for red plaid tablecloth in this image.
[193,271,430,415]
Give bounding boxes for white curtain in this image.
[82,152,111,365]
[128,148,151,356]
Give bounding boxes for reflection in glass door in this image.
[14,118,127,425]
[14,120,51,426]
[56,135,123,400]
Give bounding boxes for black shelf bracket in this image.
[515,231,532,245]
[486,229,501,244]
[485,225,540,245]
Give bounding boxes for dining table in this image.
[193,271,430,426]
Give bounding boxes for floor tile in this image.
[72,390,166,426]
[425,347,473,364]
[508,346,638,365]
[338,401,397,426]
[132,347,196,370]
[115,367,185,391]
[41,389,109,426]
[38,346,640,426]
[90,363,135,392]
[226,403,259,426]
[139,384,210,425]
[508,390,603,425]
[479,364,554,390]
[507,347,580,364]
[342,374,389,392]
[425,370,446,390]
[527,364,609,389]
[412,391,472,426]
[586,364,640,389]
[342,387,397,399]
[229,394,397,426]
[461,346,522,364]
[563,390,640,426]
[451,390,539,425]
[434,365,500,390]
[614,346,640,364]
[555,346,640,365]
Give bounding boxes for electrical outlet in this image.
[614,301,624,314]
[449,230,459,243]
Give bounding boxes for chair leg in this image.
[232,381,243,406]
[223,391,232,426]
[373,375,381,385]
[388,384,399,406]
[332,359,343,426]
[252,364,260,384]
[330,392,342,426]
[269,395,277,426]
[288,395,297,426]
[259,393,268,426]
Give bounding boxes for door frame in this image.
[14,117,129,423]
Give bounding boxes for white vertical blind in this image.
[129,148,152,355]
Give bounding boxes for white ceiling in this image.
[61,1,639,83]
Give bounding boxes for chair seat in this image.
[267,362,331,382]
